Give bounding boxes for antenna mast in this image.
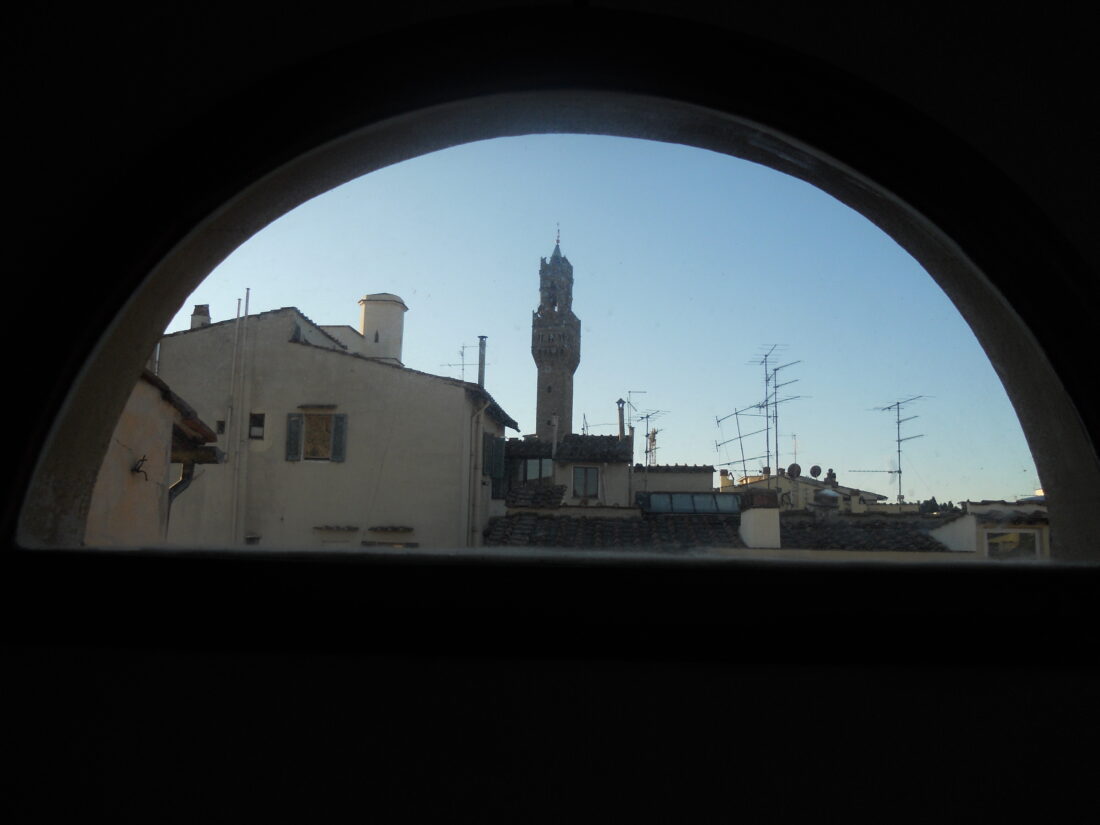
[638,409,668,467]
[769,359,801,471]
[440,342,480,382]
[717,401,767,483]
[749,345,779,476]
[850,396,925,503]
[626,390,646,463]
[882,396,925,504]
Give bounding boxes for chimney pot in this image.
[191,304,211,329]
[358,293,408,365]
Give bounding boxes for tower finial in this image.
[556,222,560,246]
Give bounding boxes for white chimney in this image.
[358,293,408,365]
[190,304,211,329]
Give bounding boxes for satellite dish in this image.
[787,463,801,479]
[810,465,822,478]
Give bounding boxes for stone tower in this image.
[532,241,581,441]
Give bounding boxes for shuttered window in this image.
[482,435,506,479]
[482,434,506,499]
[573,466,599,498]
[286,412,346,462]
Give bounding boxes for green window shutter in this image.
[491,436,506,480]
[331,414,347,462]
[286,413,303,461]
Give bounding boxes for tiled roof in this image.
[139,370,217,443]
[779,512,952,552]
[505,434,633,462]
[484,513,745,550]
[555,434,633,462]
[463,386,520,431]
[162,306,350,351]
[635,464,715,473]
[505,438,553,458]
[162,305,519,429]
[287,338,518,430]
[505,483,566,509]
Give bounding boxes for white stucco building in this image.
[153,296,516,549]
[929,499,1051,559]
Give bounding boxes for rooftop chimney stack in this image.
[191,304,210,329]
[616,398,626,440]
[477,336,487,388]
[358,293,408,366]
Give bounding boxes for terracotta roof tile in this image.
[505,434,633,462]
[484,513,745,550]
[779,512,951,551]
[554,434,633,462]
[505,483,566,509]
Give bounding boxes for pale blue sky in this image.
[166,134,1040,504]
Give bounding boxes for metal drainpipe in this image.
[467,399,491,547]
[234,288,251,545]
[166,461,196,534]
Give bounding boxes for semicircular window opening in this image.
[84,134,1048,561]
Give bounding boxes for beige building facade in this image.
[85,371,218,547]
[154,299,516,549]
[721,468,892,513]
[632,464,715,494]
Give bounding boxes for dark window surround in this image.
[286,411,347,462]
[249,413,265,440]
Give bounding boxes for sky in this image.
[165,134,1041,505]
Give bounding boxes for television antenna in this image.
[625,390,646,429]
[768,359,801,470]
[849,395,926,503]
[439,342,482,382]
[748,345,781,474]
[715,454,769,482]
[716,401,768,486]
[637,409,668,466]
[581,414,616,436]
